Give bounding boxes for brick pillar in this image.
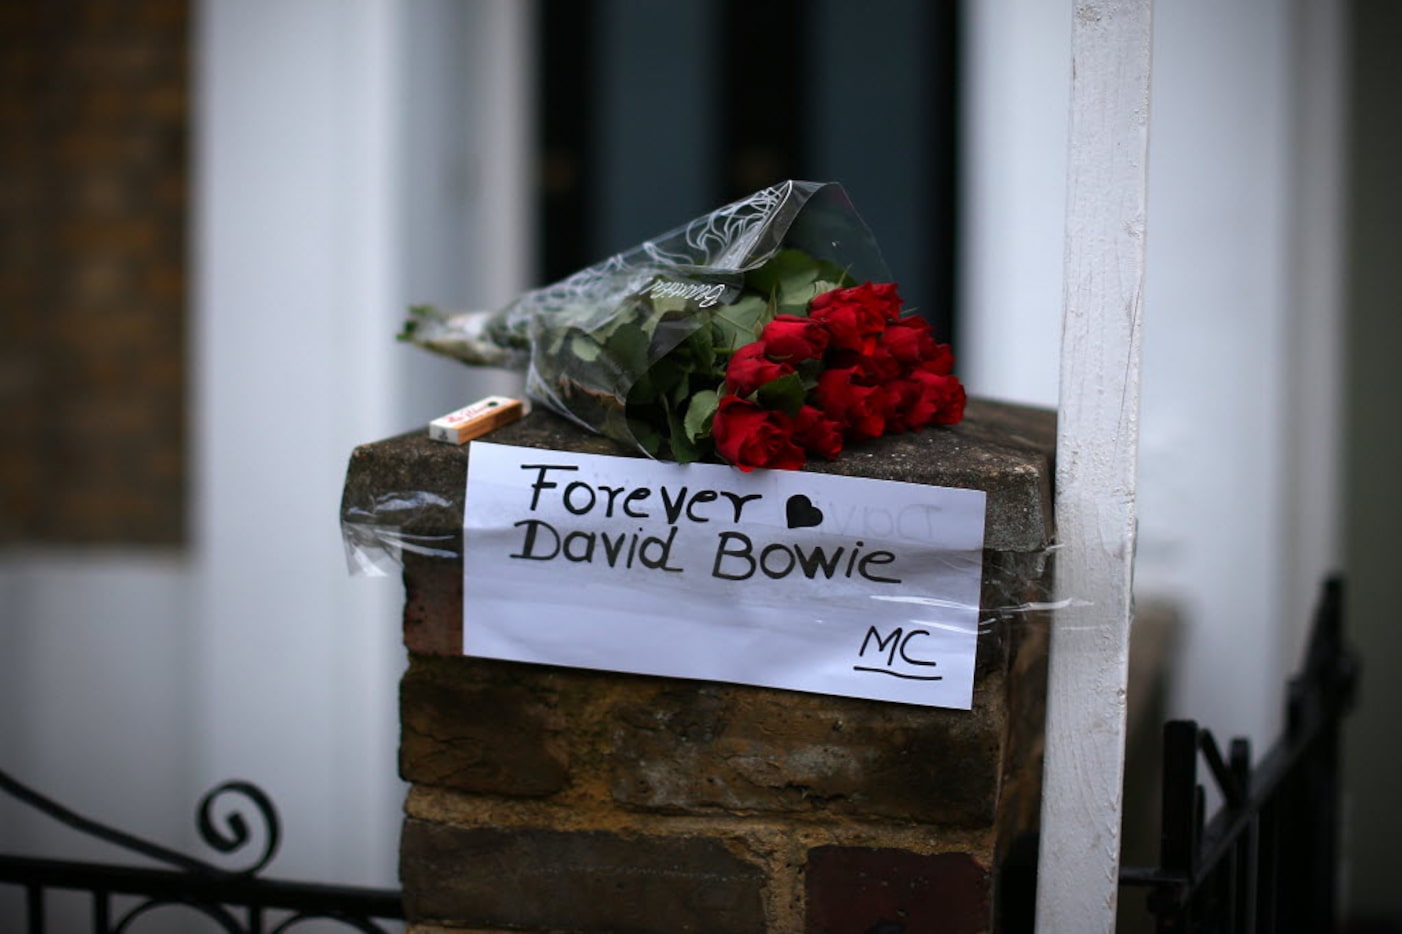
[342,397,1055,933]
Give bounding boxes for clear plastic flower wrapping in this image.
[400,180,891,455]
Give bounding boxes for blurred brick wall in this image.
[0,0,188,545]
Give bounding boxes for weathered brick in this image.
[400,657,569,796]
[805,846,991,934]
[403,552,463,655]
[610,680,1002,825]
[400,819,765,933]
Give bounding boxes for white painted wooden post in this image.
[1035,2,1152,931]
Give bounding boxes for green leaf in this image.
[671,375,694,407]
[814,257,858,288]
[712,294,772,352]
[629,370,660,405]
[663,401,699,463]
[745,249,817,298]
[649,294,695,317]
[756,372,806,417]
[775,266,819,308]
[630,418,662,456]
[605,319,651,374]
[653,356,688,398]
[569,332,601,362]
[779,278,850,315]
[669,434,699,464]
[686,325,716,373]
[737,248,862,321]
[683,389,719,442]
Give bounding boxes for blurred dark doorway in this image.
[537,0,961,346]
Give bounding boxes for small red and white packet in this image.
[428,396,528,445]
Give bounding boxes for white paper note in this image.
[463,441,987,709]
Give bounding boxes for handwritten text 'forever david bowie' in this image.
[506,463,902,584]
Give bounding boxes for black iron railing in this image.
[1120,576,1358,932]
[0,770,403,933]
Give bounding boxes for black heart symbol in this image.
[785,494,824,530]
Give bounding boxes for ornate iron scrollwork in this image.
[195,780,282,876]
[0,768,403,933]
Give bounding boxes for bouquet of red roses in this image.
[619,247,965,471]
[706,278,965,471]
[400,181,964,471]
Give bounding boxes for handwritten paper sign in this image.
[463,442,987,709]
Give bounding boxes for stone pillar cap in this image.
[341,397,1055,574]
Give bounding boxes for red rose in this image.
[725,342,795,397]
[884,376,935,432]
[881,315,939,365]
[926,372,967,425]
[830,341,901,383]
[792,404,844,460]
[898,369,965,427]
[814,280,903,320]
[814,366,889,440]
[711,395,806,472]
[808,281,901,353]
[760,314,830,362]
[920,340,955,376]
[865,281,905,320]
[852,342,897,381]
